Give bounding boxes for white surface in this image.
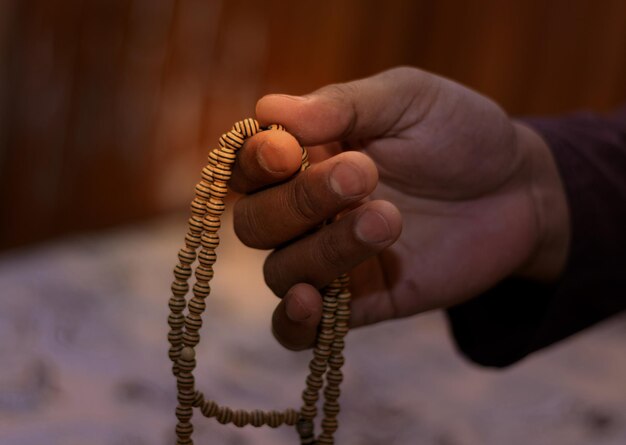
[0,212,625,445]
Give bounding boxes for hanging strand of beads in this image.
[167,118,352,445]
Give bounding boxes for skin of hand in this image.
[229,67,570,350]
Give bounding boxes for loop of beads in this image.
[167,118,351,445]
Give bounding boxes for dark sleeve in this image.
[446,106,626,367]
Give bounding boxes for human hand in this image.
[230,67,569,349]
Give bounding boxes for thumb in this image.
[255,67,439,147]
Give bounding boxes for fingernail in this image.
[258,141,288,174]
[330,163,364,198]
[285,295,312,322]
[355,210,392,244]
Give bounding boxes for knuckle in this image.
[233,199,266,248]
[263,251,288,296]
[389,65,421,78]
[322,81,360,101]
[289,179,321,225]
[315,230,345,271]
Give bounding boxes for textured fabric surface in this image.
[0,214,625,445]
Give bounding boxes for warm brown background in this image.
[1,0,625,249]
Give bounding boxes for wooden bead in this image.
[192,281,211,298]
[218,130,244,150]
[201,399,218,417]
[216,148,237,166]
[177,389,195,405]
[328,355,344,368]
[300,405,317,419]
[266,410,284,428]
[306,374,323,390]
[322,417,339,435]
[323,386,340,400]
[177,372,194,390]
[213,160,230,170]
[232,409,249,427]
[323,293,338,304]
[187,297,206,314]
[335,308,350,322]
[195,265,214,281]
[180,346,195,361]
[192,390,204,407]
[190,197,207,216]
[297,418,315,438]
[325,282,342,293]
[176,439,192,445]
[268,123,285,131]
[202,216,221,232]
[334,323,349,337]
[178,247,196,265]
[309,359,327,375]
[330,339,345,353]
[300,437,316,445]
[317,329,334,346]
[168,313,185,329]
[168,296,186,313]
[171,280,189,296]
[195,180,212,199]
[302,388,319,405]
[317,434,334,445]
[176,405,193,422]
[188,216,204,233]
[313,344,331,360]
[250,409,264,427]
[168,330,183,344]
[326,369,342,385]
[169,344,182,361]
[284,409,299,425]
[323,401,340,417]
[177,358,196,373]
[197,250,216,268]
[201,165,214,183]
[200,232,219,250]
[173,264,192,281]
[182,331,200,346]
[211,165,231,183]
[320,314,335,330]
[185,232,201,248]
[176,422,193,437]
[184,314,203,331]
[233,118,260,137]
[337,281,349,293]
[205,197,225,216]
[322,298,338,311]
[216,406,233,424]
[209,181,228,198]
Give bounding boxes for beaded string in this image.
[167,118,352,445]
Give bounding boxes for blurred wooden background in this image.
[1,0,625,249]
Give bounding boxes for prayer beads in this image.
[167,118,351,444]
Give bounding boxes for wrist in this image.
[513,121,570,282]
